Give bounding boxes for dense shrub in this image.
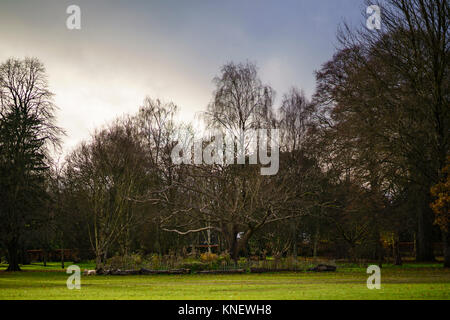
[180,261,209,272]
[105,254,146,270]
[200,252,218,263]
[218,252,232,265]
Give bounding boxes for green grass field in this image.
[0,262,449,300]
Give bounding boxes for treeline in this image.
[0,0,448,271]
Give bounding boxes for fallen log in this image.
[110,269,130,275]
[139,268,190,275]
[124,269,140,275]
[197,269,245,274]
[99,269,142,275]
[95,268,108,275]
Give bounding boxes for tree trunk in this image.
[103,251,108,265]
[227,226,255,264]
[155,226,161,255]
[293,239,298,258]
[393,233,402,266]
[349,244,358,263]
[313,226,319,258]
[43,249,47,267]
[376,234,384,268]
[95,254,103,269]
[443,230,450,268]
[292,222,298,258]
[416,203,435,262]
[230,235,239,263]
[6,241,21,272]
[207,228,211,254]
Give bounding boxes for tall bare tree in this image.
[64,119,146,268]
[159,63,324,261]
[205,61,275,138]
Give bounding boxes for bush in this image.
[105,256,124,269]
[238,257,247,265]
[218,252,232,265]
[105,254,145,270]
[149,254,161,269]
[180,261,208,272]
[200,252,218,263]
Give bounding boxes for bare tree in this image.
[158,62,324,262]
[279,88,314,152]
[64,119,146,268]
[160,161,314,262]
[205,61,275,139]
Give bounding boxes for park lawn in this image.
[0,263,449,300]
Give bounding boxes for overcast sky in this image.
[0,0,365,154]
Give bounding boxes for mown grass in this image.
[0,262,449,300]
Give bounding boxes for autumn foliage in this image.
[430,157,450,232]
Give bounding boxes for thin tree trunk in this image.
[60,232,65,269]
[292,222,298,258]
[313,225,319,258]
[230,236,239,263]
[376,233,384,268]
[349,244,358,263]
[393,233,402,266]
[292,239,298,258]
[155,226,161,255]
[443,230,450,268]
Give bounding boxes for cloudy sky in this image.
[0,0,365,154]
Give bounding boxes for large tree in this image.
[0,58,62,271]
[159,62,324,261]
[316,0,449,263]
